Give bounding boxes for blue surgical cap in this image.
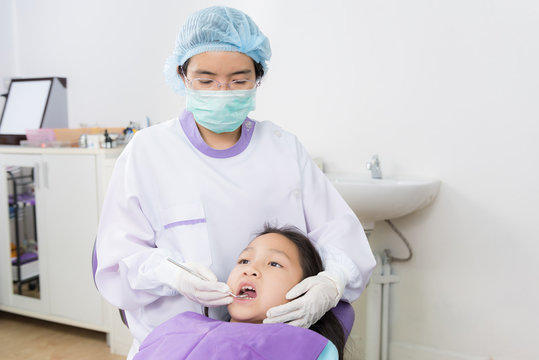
[164,6,272,95]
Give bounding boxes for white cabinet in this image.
[41,154,102,325]
[0,147,122,332]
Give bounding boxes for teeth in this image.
[241,285,255,291]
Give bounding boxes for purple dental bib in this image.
[133,311,329,360]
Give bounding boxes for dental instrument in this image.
[166,258,248,298]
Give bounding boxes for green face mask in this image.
[186,88,256,133]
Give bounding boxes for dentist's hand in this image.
[163,261,233,307]
[263,271,344,328]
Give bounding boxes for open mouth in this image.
[237,284,257,299]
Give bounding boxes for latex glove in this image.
[263,271,344,328]
[162,261,233,307]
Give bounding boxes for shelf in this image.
[12,253,39,282]
[8,192,35,206]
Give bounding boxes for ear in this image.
[177,66,186,86]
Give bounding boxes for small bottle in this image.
[79,133,88,148]
[104,129,112,148]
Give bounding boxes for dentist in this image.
[94,6,375,358]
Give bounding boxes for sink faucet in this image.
[367,154,383,179]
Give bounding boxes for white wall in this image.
[0,0,17,110]
[4,1,538,359]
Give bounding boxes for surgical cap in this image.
[164,6,272,95]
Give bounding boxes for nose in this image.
[215,82,232,91]
[243,266,259,278]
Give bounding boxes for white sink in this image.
[325,173,440,230]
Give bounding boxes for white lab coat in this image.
[95,110,375,355]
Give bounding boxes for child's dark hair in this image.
[256,224,346,360]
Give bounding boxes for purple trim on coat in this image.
[179,110,255,159]
[92,241,98,287]
[164,218,206,229]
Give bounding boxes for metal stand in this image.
[7,168,39,295]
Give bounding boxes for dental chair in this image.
[91,242,355,339]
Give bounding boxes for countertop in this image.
[0,145,124,157]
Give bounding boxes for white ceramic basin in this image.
[325,173,440,230]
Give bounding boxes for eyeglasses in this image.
[184,77,259,90]
[181,66,260,90]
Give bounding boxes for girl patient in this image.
[134,225,346,360]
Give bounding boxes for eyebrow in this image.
[192,69,253,76]
[268,248,291,261]
[239,247,291,260]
